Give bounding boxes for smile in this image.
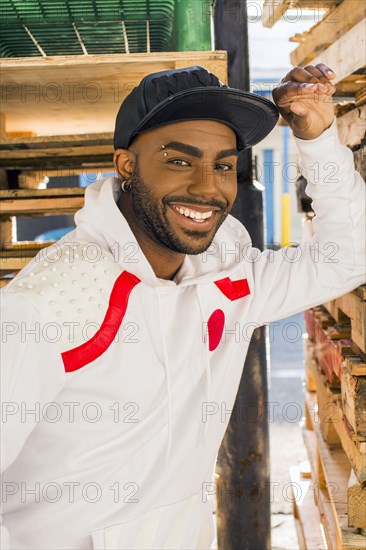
[171,204,213,223]
[168,203,220,231]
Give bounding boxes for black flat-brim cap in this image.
[114,66,279,151]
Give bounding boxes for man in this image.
[1,65,365,549]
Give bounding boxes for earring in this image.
[121,180,131,192]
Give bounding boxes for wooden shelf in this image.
[0,51,228,137]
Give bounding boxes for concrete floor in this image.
[269,313,308,550]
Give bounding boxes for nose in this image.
[187,163,226,198]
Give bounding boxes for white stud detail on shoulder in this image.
[9,242,123,352]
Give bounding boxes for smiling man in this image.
[116,120,239,279]
[1,66,365,550]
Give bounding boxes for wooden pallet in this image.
[302,417,366,549]
[0,188,85,216]
[0,51,228,137]
[290,0,366,66]
[307,360,366,484]
[262,0,341,28]
[323,288,366,354]
[309,20,365,94]
[0,134,114,171]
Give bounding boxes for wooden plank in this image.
[304,339,317,391]
[290,464,326,550]
[0,157,114,171]
[332,402,366,485]
[0,277,12,288]
[17,167,114,189]
[310,20,366,86]
[262,0,340,28]
[336,105,366,148]
[1,241,54,251]
[323,298,348,324]
[0,145,113,161]
[302,426,339,548]
[304,388,318,431]
[0,196,84,215]
[308,357,341,444]
[303,395,366,549]
[354,146,366,182]
[0,216,14,249]
[0,249,36,270]
[336,291,366,354]
[353,297,366,354]
[0,188,85,199]
[354,286,366,302]
[1,133,114,150]
[0,52,228,137]
[348,469,366,529]
[314,421,366,549]
[344,356,366,377]
[0,134,115,170]
[290,0,366,66]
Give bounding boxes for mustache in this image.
[163,195,227,210]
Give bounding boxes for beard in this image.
[127,160,230,255]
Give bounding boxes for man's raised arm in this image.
[247,64,365,325]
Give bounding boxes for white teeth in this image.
[173,205,213,221]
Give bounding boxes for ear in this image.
[113,149,136,181]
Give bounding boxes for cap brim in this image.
[131,87,279,150]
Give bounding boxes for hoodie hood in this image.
[74,177,253,287]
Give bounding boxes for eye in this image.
[216,163,234,171]
[168,158,191,167]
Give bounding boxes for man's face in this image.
[116,120,238,255]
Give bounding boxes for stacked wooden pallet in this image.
[300,301,366,549]
[0,51,228,286]
[261,2,366,547]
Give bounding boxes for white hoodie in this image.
[1,120,365,549]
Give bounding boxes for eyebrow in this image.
[158,141,238,160]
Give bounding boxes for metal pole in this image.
[214,1,271,548]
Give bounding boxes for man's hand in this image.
[272,64,336,140]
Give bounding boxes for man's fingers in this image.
[314,63,336,80]
[303,65,329,84]
[281,66,319,84]
[281,64,337,85]
[274,79,336,106]
[273,81,331,107]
